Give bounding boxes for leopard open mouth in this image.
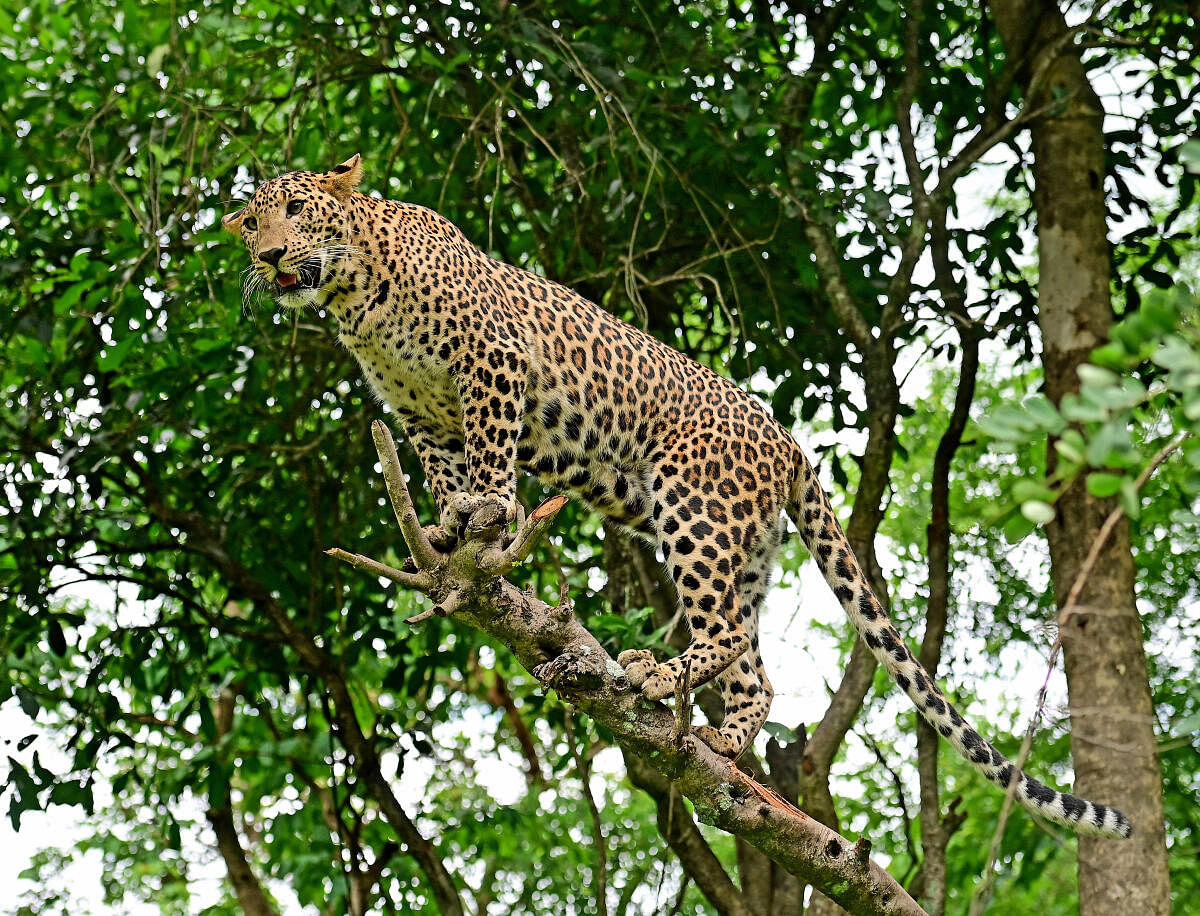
[274,259,323,294]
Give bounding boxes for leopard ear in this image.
[221,208,246,234]
[320,154,363,202]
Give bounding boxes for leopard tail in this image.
[786,455,1132,840]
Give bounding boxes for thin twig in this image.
[1061,432,1189,614]
[672,658,693,747]
[863,734,918,870]
[323,547,431,591]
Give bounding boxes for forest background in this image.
[1,1,1198,914]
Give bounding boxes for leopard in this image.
[223,154,1131,839]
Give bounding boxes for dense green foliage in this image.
[2,1,1197,913]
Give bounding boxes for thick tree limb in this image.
[328,421,929,916]
[988,5,1172,914]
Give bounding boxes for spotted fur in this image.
[223,155,1131,839]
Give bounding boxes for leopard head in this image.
[223,154,363,309]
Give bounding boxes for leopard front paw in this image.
[441,492,517,539]
[617,650,677,701]
[617,648,657,689]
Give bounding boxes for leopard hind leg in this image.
[619,487,753,703]
[692,519,781,757]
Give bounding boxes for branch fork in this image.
[325,420,570,625]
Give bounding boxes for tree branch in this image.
[328,421,930,916]
[207,804,279,916]
[565,711,609,916]
[144,495,466,916]
[914,208,981,916]
[623,750,758,916]
[206,687,279,916]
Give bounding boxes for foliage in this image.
[1,0,1197,913]
[979,285,1200,541]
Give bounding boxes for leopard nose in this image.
[259,246,286,266]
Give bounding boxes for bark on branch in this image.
[327,420,930,916]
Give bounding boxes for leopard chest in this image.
[340,324,462,430]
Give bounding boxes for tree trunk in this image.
[988,3,1171,913]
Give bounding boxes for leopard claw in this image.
[420,524,459,552]
[617,648,657,690]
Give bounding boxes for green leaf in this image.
[1118,479,1141,520]
[1054,436,1084,465]
[1168,710,1200,737]
[30,752,54,786]
[1022,395,1066,434]
[1085,421,1133,468]
[1153,336,1200,373]
[762,721,800,744]
[1077,364,1119,388]
[1086,472,1124,498]
[1020,500,1056,524]
[1060,392,1108,423]
[49,779,94,813]
[68,250,91,274]
[1013,480,1056,504]
[7,792,39,832]
[146,43,170,75]
[5,758,42,830]
[14,687,39,720]
[978,404,1041,440]
[1180,138,1200,175]
[7,758,38,798]
[46,618,67,656]
[1090,342,1129,370]
[96,331,140,372]
[198,699,217,741]
[53,280,91,315]
[1003,512,1038,544]
[1183,395,1200,422]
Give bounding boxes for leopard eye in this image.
[286,199,304,217]
[243,215,258,231]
